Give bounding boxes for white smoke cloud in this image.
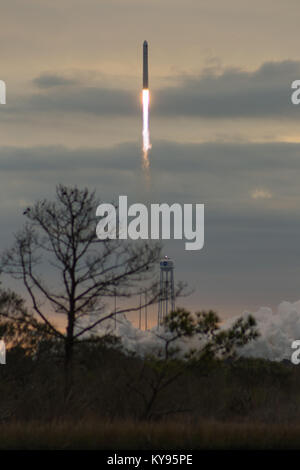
[233,301,300,361]
[78,301,300,362]
[78,313,201,358]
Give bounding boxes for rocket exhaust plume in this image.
[142,90,150,159]
[142,40,151,171]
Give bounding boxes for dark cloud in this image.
[2,61,300,121]
[13,61,300,119]
[0,140,299,212]
[0,140,299,175]
[0,143,138,172]
[28,86,137,116]
[33,74,79,88]
[156,60,300,118]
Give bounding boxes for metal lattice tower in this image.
[158,256,175,327]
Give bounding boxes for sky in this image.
[1,0,300,323]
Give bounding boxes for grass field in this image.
[1,348,300,449]
[1,419,300,450]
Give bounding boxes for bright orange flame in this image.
[142,89,151,169]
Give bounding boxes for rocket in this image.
[142,40,151,157]
[143,40,148,89]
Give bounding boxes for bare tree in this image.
[1,185,163,394]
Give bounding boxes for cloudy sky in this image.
[1,0,300,322]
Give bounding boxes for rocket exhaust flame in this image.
[142,89,151,168]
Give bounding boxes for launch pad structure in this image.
[157,256,175,327]
[134,256,176,330]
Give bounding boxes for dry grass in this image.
[1,419,300,450]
